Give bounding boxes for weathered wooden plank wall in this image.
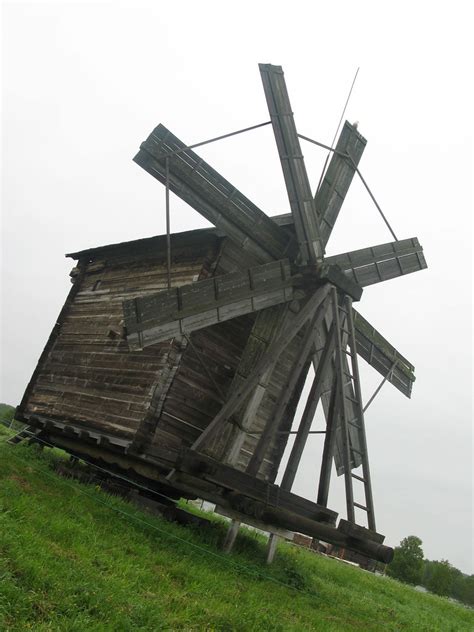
[21,232,219,443]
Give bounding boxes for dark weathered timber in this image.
[245,321,317,476]
[173,448,338,524]
[313,315,363,476]
[315,121,367,247]
[279,321,336,490]
[226,495,393,564]
[317,377,338,507]
[259,63,324,263]
[197,303,286,464]
[190,285,331,454]
[131,337,188,452]
[338,518,385,544]
[123,259,296,350]
[134,124,296,263]
[326,237,427,288]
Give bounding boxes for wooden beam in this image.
[131,337,188,452]
[313,317,363,476]
[326,237,427,288]
[259,63,324,263]
[190,285,331,453]
[315,121,367,248]
[226,496,393,564]
[134,124,295,263]
[123,259,297,350]
[174,448,338,524]
[280,323,336,491]
[205,304,288,463]
[245,322,317,477]
[316,376,338,507]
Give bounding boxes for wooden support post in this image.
[222,519,241,554]
[317,378,338,507]
[280,321,336,491]
[266,534,279,564]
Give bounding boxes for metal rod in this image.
[165,157,171,290]
[152,121,272,162]
[298,133,345,155]
[246,429,326,436]
[316,67,360,194]
[348,153,398,241]
[299,132,399,242]
[362,360,399,413]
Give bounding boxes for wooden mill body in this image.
[17,219,308,483]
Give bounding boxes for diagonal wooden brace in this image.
[190,284,332,453]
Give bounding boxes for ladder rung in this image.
[345,395,359,404]
[353,502,368,511]
[348,420,361,429]
[342,349,353,356]
[341,327,351,335]
[351,473,365,483]
[343,370,354,378]
[351,447,364,456]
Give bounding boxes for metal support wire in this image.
[299,133,399,241]
[362,360,399,413]
[346,151,398,241]
[3,434,311,594]
[151,120,272,162]
[316,67,360,194]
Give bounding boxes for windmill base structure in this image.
[16,64,427,565]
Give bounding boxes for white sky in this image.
[1,0,472,573]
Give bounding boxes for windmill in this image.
[14,63,426,564]
[121,63,427,554]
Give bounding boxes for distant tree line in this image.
[0,403,15,425]
[0,403,26,433]
[387,536,474,607]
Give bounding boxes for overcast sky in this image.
[1,1,472,573]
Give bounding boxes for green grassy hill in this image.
[0,433,472,631]
[0,403,15,424]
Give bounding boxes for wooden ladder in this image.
[332,287,376,531]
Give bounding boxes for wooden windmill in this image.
[124,64,426,544]
[16,63,426,564]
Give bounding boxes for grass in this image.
[0,438,472,631]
